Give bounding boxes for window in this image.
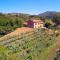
[35,23,37,25]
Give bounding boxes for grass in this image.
[39,43,56,60]
[5,43,56,60]
[0,29,56,60]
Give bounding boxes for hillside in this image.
[0,13,30,36]
[0,28,56,60]
[0,13,42,36]
[0,11,60,36]
[39,11,60,27]
[0,27,33,39]
[39,11,60,19]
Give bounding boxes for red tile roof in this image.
[29,19,44,23]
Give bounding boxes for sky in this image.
[0,0,60,14]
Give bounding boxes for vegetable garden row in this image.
[0,29,56,60]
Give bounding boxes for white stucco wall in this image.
[34,23,44,28]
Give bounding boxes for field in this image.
[0,29,56,60]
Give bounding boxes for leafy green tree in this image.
[44,19,53,28]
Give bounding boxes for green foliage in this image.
[0,13,43,36]
[0,14,25,36]
[29,15,41,20]
[52,16,60,25]
[0,29,56,60]
[44,19,54,28]
[0,45,8,60]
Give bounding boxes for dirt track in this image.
[0,27,33,40]
[46,35,60,60]
[56,35,60,49]
[50,35,60,60]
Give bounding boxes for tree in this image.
[44,19,53,28]
[19,20,23,27]
[9,20,14,26]
[53,16,60,25]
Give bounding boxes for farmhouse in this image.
[27,19,44,28]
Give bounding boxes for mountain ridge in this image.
[39,11,60,18]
